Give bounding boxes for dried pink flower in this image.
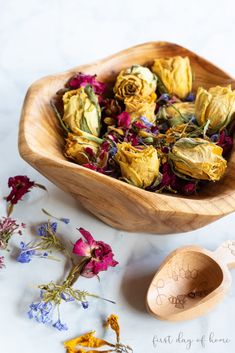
[73,228,118,278]
[158,163,197,195]
[0,217,25,250]
[117,112,131,128]
[67,73,106,96]
[217,131,233,156]
[6,175,35,205]
[5,175,46,216]
[0,256,5,269]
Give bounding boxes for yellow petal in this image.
[106,314,120,342]
[64,331,114,350]
[124,92,157,123]
[107,126,125,136]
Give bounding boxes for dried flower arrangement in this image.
[51,57,234,196]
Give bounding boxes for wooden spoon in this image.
[146,241,235,321]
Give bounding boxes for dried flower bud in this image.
[152,56,192,99]
[165,102,195,126]
[63,85,101,136]
[195,85,235,131]
[114,65,157,100]
[115,142,159,188]
[170,137,227,181]
[102,98,122,117]
[124,92,157,123]
[64,131,102,164]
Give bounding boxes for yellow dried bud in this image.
[115,142,159,188]
[170,137,227,181]
[195,85,235,131]
[64,131,102,164]
[63,86,101,136]
[152,56,192,99]
[114,65,157,100]
[124,92,157,123]
[165,102,195,126]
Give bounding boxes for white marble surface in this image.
[1,0,235,352]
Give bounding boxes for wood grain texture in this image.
[146,241,235,320]
[18,42,235,234]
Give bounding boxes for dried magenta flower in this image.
[67,72,106,95]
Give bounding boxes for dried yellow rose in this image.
[170,137,227,181]
[63,85,101,136]
[195,85,235,131]
[124,92,157,123]
[165,102,195,126]
[152,56,192,99]
[64,131,102,164]
[114,65,157,100]
[115,142,159,188]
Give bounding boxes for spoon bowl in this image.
[146,241,235,321]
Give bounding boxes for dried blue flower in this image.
[210,134,219,142]
[37,222,57,236]
[53,319,68,331]
[140,116,153,128]
[17,241,52,263]
[185,92,195,102]
[109,146,118,157]
[157,93,170,104]
[82,301,89,309]
[17,250,35,263]
[189,116,197,124]
[61,292,75,302]
[28,301,53,324]
[17,241,35,263]
[60,218,70,224]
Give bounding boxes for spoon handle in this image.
[214,241,235,269]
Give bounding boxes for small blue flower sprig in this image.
[17,209,72,264]
[17,221,65,263]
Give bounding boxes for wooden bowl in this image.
[18,42,235,234]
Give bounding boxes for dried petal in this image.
[124,92,157,123]
[117,112,131,128]
[67,73,106,96]
[106,314,120,342]
[64,331,114,350]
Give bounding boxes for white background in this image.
[0,1,235,352]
